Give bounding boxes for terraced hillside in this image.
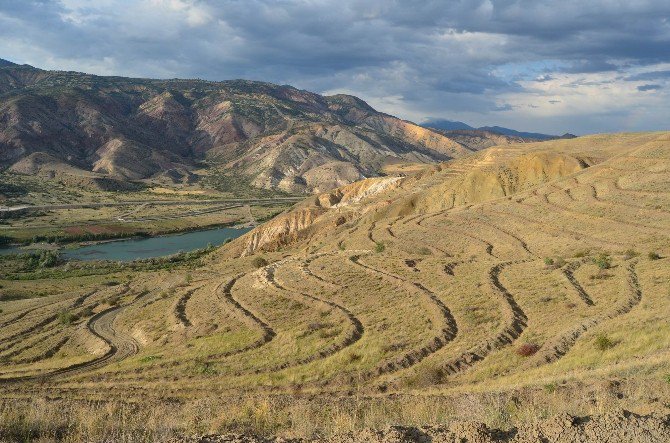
[0,132,669,439]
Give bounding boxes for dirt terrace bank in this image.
[173,410,669,443]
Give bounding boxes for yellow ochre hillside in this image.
[0,132,669,441]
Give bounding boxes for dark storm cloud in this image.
[637,84,662,91]
[626,70,670,81]
[0,0,669,134]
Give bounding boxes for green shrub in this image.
[544,383,557,394]
[58,310,78,326]
[374,242,385,253]
[593,253,612,270]
[544,257,554,266]
[595,334,615,351]
[192,358,217,375]
[251,257,268,269]
[139,355,162,363]
[648,251,661,260]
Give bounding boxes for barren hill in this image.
[0,61,527,194]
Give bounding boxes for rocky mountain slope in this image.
[0,60,523,194]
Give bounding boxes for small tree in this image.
[648,251,661,260]
[375,242,385,253]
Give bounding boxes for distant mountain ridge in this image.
[421,118,575,141]
[0,59,546,194]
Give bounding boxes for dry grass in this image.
[1,132,669,438]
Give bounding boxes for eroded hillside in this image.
[0,61,531,195]
[0,132,669,440]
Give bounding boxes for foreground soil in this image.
[175,410,669,442]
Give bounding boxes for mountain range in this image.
[421,118,577,141]
[0,59,556,194]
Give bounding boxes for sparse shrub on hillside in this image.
[516,343,540,357]
[79,306,94,318]
[623,249,638,260]
[58,310,78,325]
[140,355,162,363]
[593,253,612,270]
[192,358,217,375]
[544,383,557,394]
[417,246,432,255]
[665,374,670,385]
[648,251,661,260]
[374,242,385,253]
[252,257,268,269]
[595,334,616,351]
[543,257,565,269]
[338,242,345,251]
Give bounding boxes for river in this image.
[0,226,252,261]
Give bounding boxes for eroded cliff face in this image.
[232,144,595,256]
[236,177,403,255]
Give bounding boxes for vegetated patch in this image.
[544,256,566,269]
[375,242,385,253]
[140,355,163,363]
[58,310,78,326]
[192,358,217,375]
[595,334,616,351]
[416,246,432,255]
[648,251,661,260]
[544,383,557,394]
[516,343,541,357]
[252,256,268,269]
[593,253,612,270]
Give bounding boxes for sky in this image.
[0,0,669,135]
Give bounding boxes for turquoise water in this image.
[0,226,251,261]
